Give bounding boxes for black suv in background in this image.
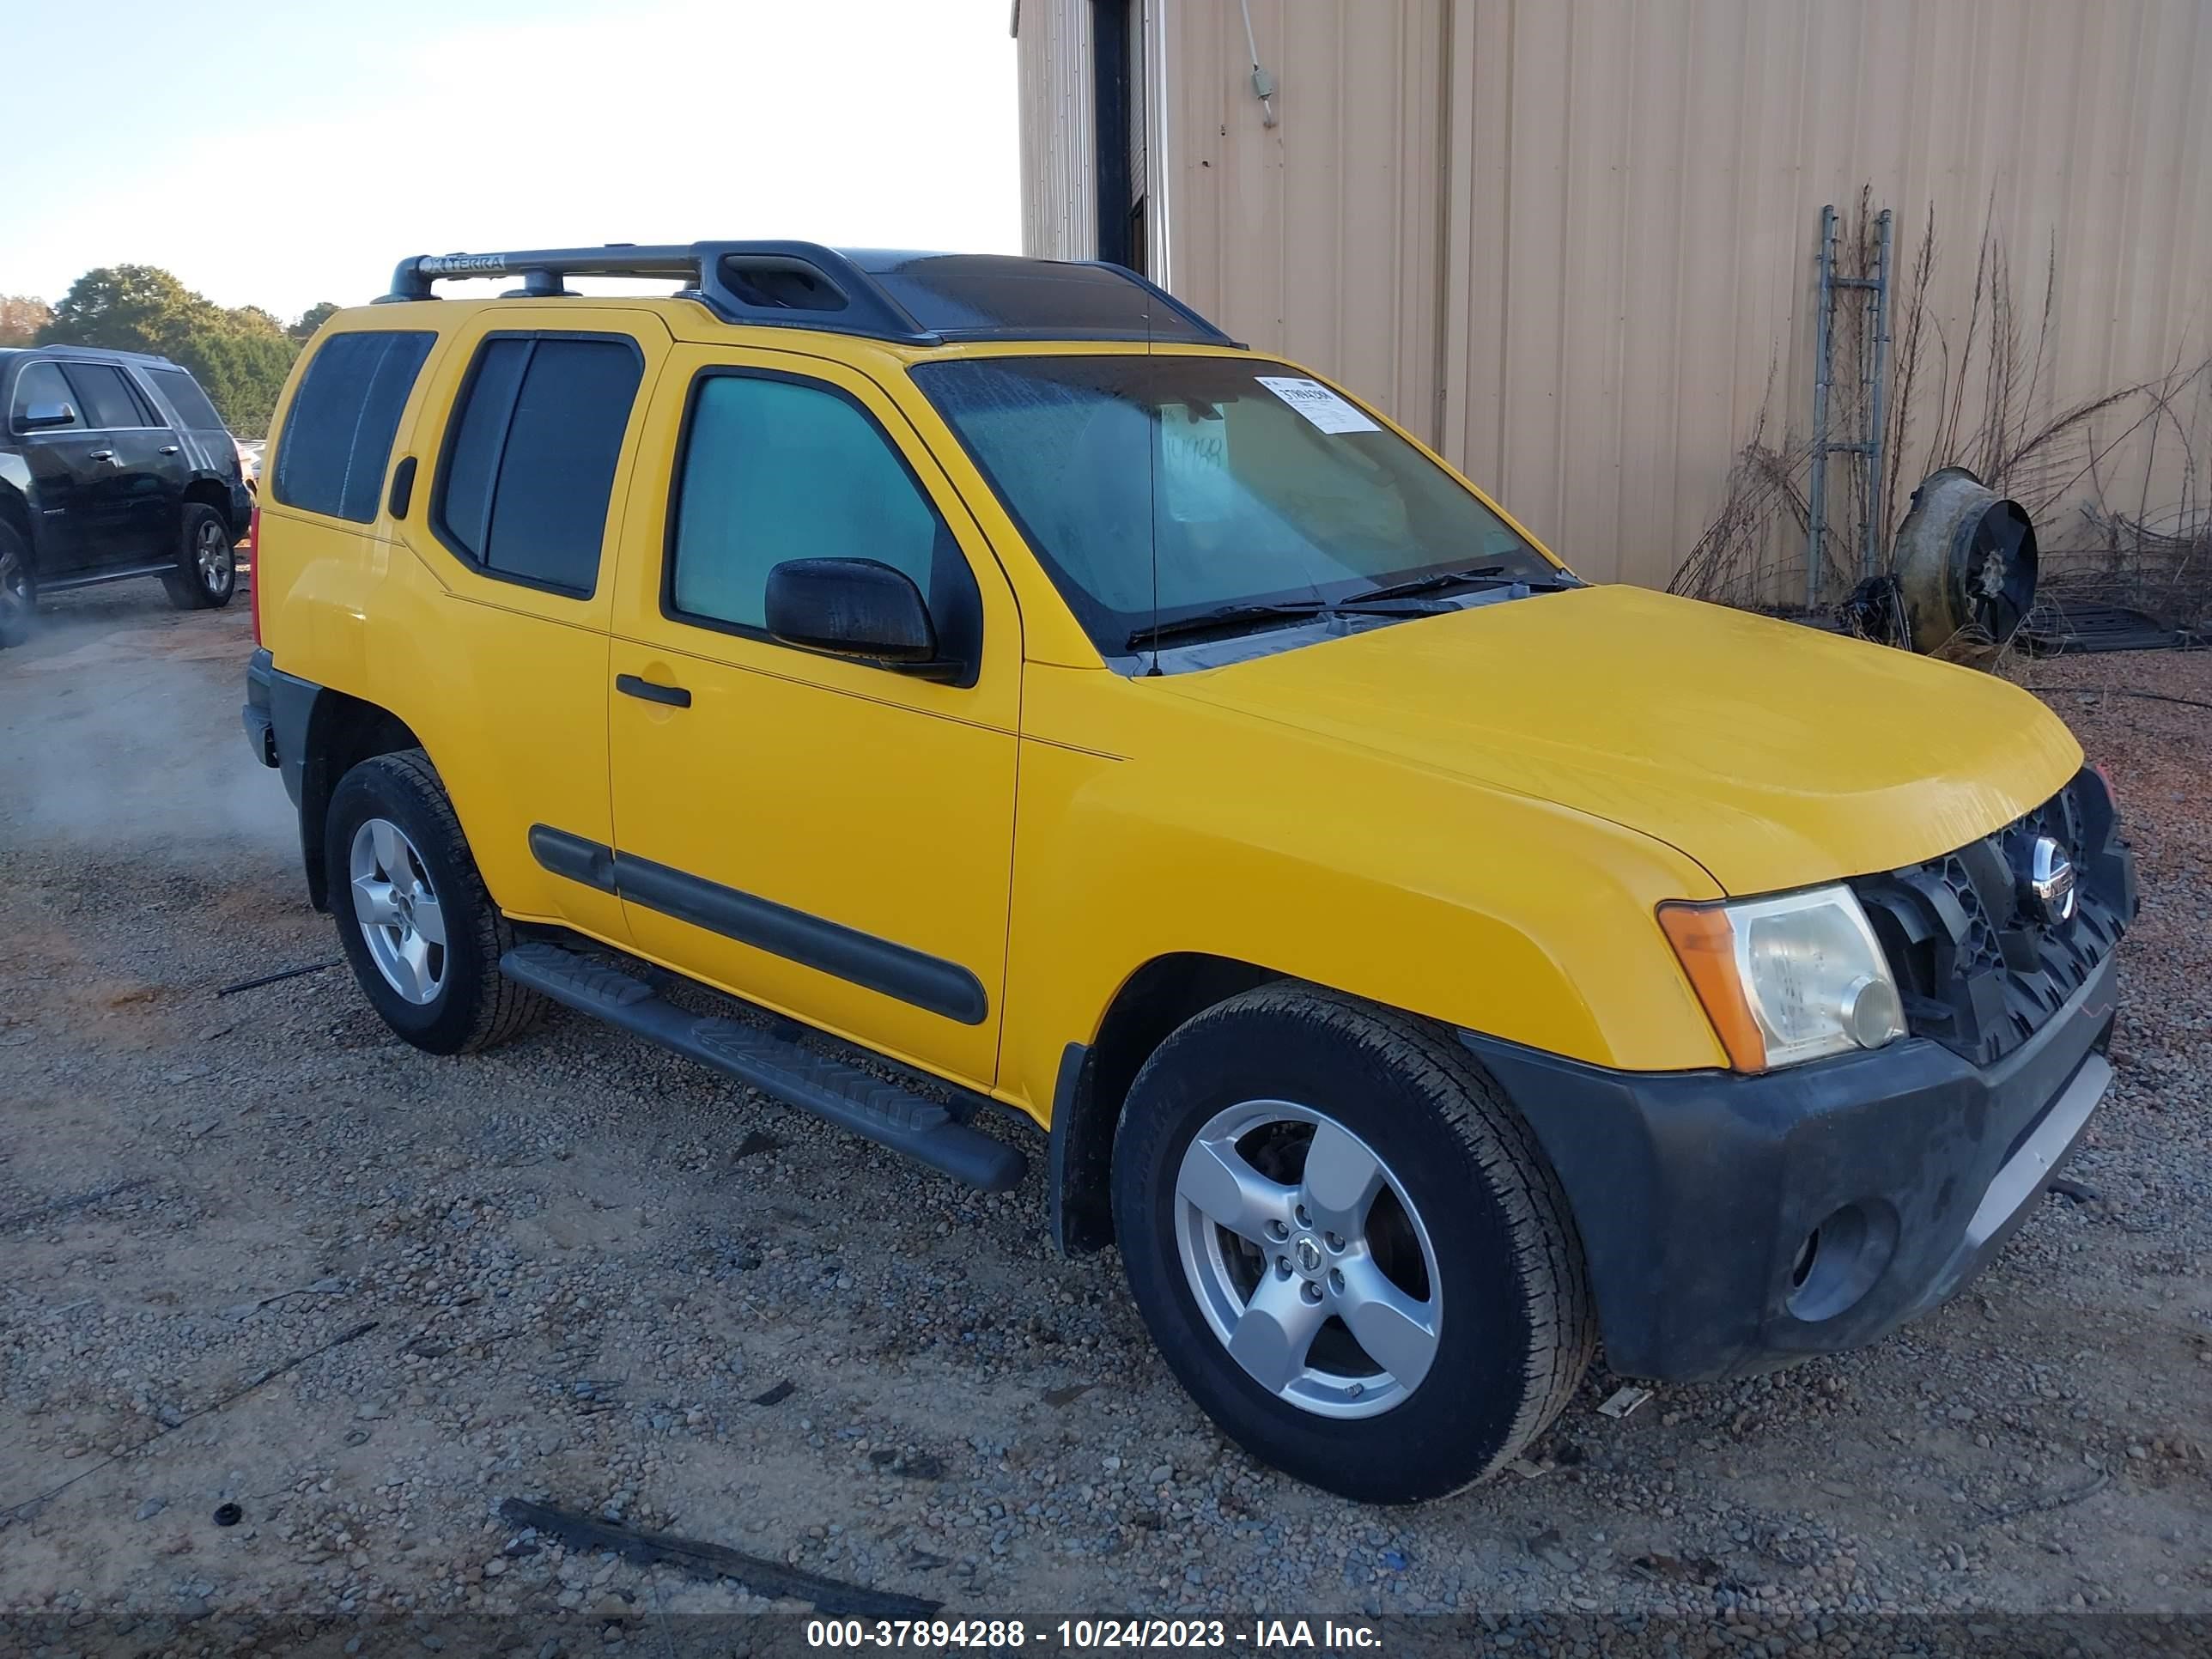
[0,345,253,647]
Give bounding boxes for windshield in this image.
[910,354,1562,656]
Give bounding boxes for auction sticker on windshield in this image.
[1255,376,1381,434]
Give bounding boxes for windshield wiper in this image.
[1127,599,1329,651]
[1352,563,1581,603]
[1128,593,1468,653]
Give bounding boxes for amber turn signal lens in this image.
[1657,902,1768,1072]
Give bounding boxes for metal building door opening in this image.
[1091,0,1146,275]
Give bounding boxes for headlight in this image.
[1659,885,1905,1072]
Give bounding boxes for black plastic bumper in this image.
[1463,952,2120,1382]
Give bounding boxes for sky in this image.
[3,0,1023,324]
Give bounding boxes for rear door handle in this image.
[158,444,181,456]
[617,673,691,708]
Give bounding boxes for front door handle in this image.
[617,673,691,708]
[158,444,181,456]
[87,448,115,462]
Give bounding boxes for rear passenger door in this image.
[55,362,182,566]
[394,309,670,946]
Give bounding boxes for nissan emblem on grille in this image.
[2025,835,2077,925]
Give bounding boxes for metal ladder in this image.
[1806,204,1895,611]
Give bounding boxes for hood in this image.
[1164,585,2082,896]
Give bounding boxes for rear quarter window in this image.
[143,366,228,432]
[271,331,436,523]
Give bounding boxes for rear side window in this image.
[143,366,227,431]
[433,334,642,595]
[9,362,79,429]
[272,331,436,524]
[60,363,156,429]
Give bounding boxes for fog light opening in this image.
[1784,1200,1899,1323]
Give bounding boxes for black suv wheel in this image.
[163,503,236,611]
[325,749,548,1054]
[1112,985,1595,1504]
[0,522,33,648]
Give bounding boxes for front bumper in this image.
[1462,951,2120,1382]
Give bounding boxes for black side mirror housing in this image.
[17,401,78,432]
[764,558,958,678]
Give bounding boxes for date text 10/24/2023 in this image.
[805,1618,1384,1650]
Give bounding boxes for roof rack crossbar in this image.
[377,241,941,343]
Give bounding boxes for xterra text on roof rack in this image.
[242,242,2134,1503]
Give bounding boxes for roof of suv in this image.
[1,343,179,368]
[375,242,1239,349]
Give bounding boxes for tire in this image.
[1112,984,1595,1504]
[324,749,548,1055]
[0,521,34,648]
[163,503,237,611]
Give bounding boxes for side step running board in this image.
[500,943,1026,1192]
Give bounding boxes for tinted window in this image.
[273,331,436,523]
[144,366,227,431]
[433,336,641,595]
[669,373,973,649]
[60,363,155,428]
[9,362,78,429]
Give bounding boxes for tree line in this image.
[1,270,340,438]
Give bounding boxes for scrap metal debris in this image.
[497,1496,941,1616]
[0,1176,154,1235]
[1597,1384,1656,1419]
[2,1320,379,1523]
[215,961,337,998]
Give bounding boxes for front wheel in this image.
[0,523,35,648]
[1112,985,1595,1504]
[163,503,236,610]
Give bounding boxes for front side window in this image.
[665,372,977,661]
[9,362,78,429]
[273,331,436,523]
[912,355,1560,654]
[433,334,641,595]
[59,362,155,429]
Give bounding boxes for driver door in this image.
[605,345,1022,1089]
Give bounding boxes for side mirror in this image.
[765,557,953,675]
[17,401,77,431]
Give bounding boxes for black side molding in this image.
[529,825,989,1026]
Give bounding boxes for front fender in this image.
[1000,665,1730,1115]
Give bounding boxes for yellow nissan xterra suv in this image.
[243,243,2135,1504]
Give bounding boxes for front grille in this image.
[1851,767,2135,1066]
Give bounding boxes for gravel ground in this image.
[0,586,2206,1651]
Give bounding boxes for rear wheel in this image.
[0,524,34,648]
[1112,985,1595,1504]
[163,504,236,610]
[325,749,547,1054]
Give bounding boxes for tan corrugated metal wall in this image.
[1018,0,1098,263]
[1018,0,2212,589]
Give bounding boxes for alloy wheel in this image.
[349,817,447,1005]
[196,519,234,595]
[1174,1100,1442,1419]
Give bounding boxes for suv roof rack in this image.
[377,241,1237,348]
